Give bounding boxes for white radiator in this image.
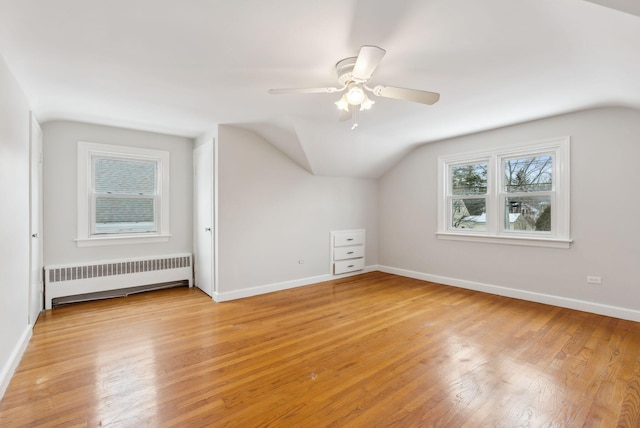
[44,253,192,309]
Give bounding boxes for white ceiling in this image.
[0,0,638,178]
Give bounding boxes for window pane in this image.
[95,158,156,195]
[451,163,487,195]
[504,196,551,232]
[95,197,155,234]
[451,198,487,230]
[504,155,552,192]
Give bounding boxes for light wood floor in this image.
[2,272,640,427]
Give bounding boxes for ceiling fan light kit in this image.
[346,83,365,105]
[269,45,440,123]
[334,82,376,113]
[359,94,374,111]
[335,95,350,112]
[269,45,440,130]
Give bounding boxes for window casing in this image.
[437,137,571,248]
[77,142,170,247]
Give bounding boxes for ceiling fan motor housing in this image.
[269,46,440,107]
[336,57,359,86]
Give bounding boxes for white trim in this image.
[377,265,640,323]
[0,325,32,401]
[213,265,377,302]
[76,141,170,247]
[75,234,171,247]
[29,111,44,325]
[212,264,640,322]
[436,232,572,248]
[437,136,570,246]
[213,137,219,295]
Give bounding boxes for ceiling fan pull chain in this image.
[351,108,358,131]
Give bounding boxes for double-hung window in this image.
[77,142,170,246]
[437,137,571,248]
[449,161,489,231]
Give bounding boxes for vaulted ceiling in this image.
[1,0,638,177]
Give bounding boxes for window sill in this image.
[75,234,171,247]
[436,232,572,249]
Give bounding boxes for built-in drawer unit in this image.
[334,230,365,247]
[333,245,365,261]
[331,229,365,275]
[334,258,366,275]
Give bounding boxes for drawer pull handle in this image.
[347,238,354,241]
[348,265,355,268]
[347,251,354,254]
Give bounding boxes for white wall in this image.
[379,106,640,319]
[42,121,194,265]
[0,56,31,397]
[217,125,378,297]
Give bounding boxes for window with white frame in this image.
[437,137,571,248]
[77,142,170,246]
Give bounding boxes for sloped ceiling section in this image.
[0,0,639,178]
[584,0,640,17]
[241,119,314,174]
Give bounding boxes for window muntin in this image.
[451,163,488,195]
[448,162,488,231]
[437,137,570,247]
[451,199,487,230]
[503,155,553,193]
[77,142,170,246]
[92,156,158,235]
[500,154,554,234]
[94,196,156,234]
[503,195,552,232]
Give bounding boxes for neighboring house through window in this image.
[437,137,571,248]
[77,142,170,246]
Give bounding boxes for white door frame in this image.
[212,137,219,296]
[29,112,43,323]
[193,138,218,297]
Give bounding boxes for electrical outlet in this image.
[586,276,602,284]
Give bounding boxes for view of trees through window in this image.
[504,155,552,232]
[451,163,487,230]
[439,137,569,245]
[450,156,553,232]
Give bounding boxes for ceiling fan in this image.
[268,45,440,122]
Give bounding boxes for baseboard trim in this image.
[213,266,377,302]
[377,265,640,323]
[0,325,33,400]
[210,264,640,322]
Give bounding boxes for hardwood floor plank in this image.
[2,272,640,427]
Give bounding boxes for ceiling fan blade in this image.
[352,45,386,82]
[268,87,341,95]
[373,85,440,105]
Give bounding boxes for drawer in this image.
[334,258,365,275]
[333,245,364,261]
[334,230,365,247]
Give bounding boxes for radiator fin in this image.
[47,256,191,283]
